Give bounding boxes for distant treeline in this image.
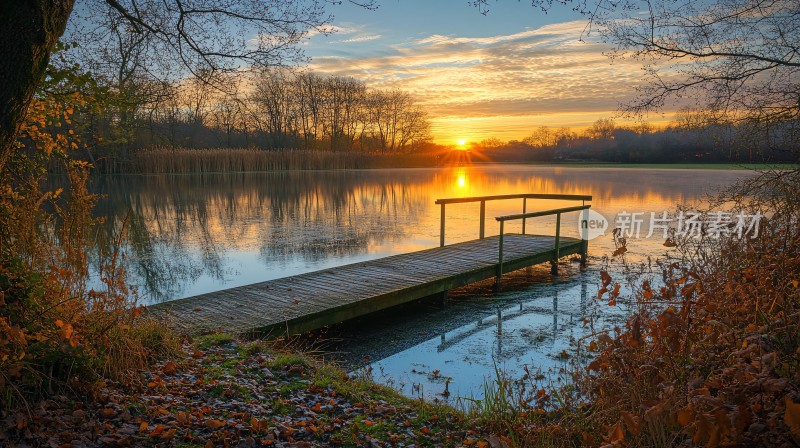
[476,117,798,164]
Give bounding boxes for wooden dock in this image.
[149,194,591,336]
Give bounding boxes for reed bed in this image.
[131,147,361,173]
[129,147,442,173]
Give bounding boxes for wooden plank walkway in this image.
[149,233,585,336]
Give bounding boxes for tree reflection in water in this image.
[92,171,428,303]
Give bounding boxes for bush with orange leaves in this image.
[583,169,800,447]
[0,46,179,414]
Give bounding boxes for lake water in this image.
[90,165,756,401]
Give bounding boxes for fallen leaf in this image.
[206,419,226,429]
[160,428,176,439]
[162,361,177,375]
[621,411,640,435]
[785,395,800,438]
[609,421,624,443]
[677,406,695,427]
[148,424,165,437]
[600,270,612,287]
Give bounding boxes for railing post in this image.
[440,203,446,247]
[581,207,589,268]
[522,197,527,235]
[496,220,504,289]
[581,239,588,269]
[479,200,485,239]
[552,212,561,275]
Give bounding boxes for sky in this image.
[301,0,670,145]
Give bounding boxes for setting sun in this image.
[457,139,467,147]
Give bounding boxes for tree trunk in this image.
[0,0,75,174]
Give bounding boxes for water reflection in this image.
[87,166,754,303]
[325,267,612,402]
[93,171,430,302]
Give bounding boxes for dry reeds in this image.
[129,147,441,173]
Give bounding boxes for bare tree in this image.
[251,68,296,147]
[587,118,615,141]
[600,0,800,143]
[523,126,558,148]
[0,0,376,173]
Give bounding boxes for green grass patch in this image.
[312,365,406,407]
[207,383,251,400]
[270,399,292,415]
[269,353,309,370]
[195,333,235,349]
[238,340,272,356]
[221,358,240,370]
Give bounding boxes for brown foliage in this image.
[583,173,800,446]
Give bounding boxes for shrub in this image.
[580,169,800,446]
[1,55,179,413]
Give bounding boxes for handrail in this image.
[435,193,592,205]
[495,204,591,287]
[495,205,591,222]
[436,193,592,247]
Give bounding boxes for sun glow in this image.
[457,138,467,147]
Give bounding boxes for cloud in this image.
[305,24,359,39]
[336,34,383,43]
[308,20,664,141]
[310,22,384,45]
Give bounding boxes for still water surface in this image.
[92,165,755,401]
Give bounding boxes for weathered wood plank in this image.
[149,234,586,336]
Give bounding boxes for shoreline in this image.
[67,161,799,177]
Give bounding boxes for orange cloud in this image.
[310,21,676,142]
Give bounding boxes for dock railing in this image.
[434,193,592,246]
[495,204,591,283]
[435,193,592,288]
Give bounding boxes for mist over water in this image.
[89,165,756,400]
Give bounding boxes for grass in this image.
[183,332,472,446]
[269,353,310,370]
[195,332,235,349]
